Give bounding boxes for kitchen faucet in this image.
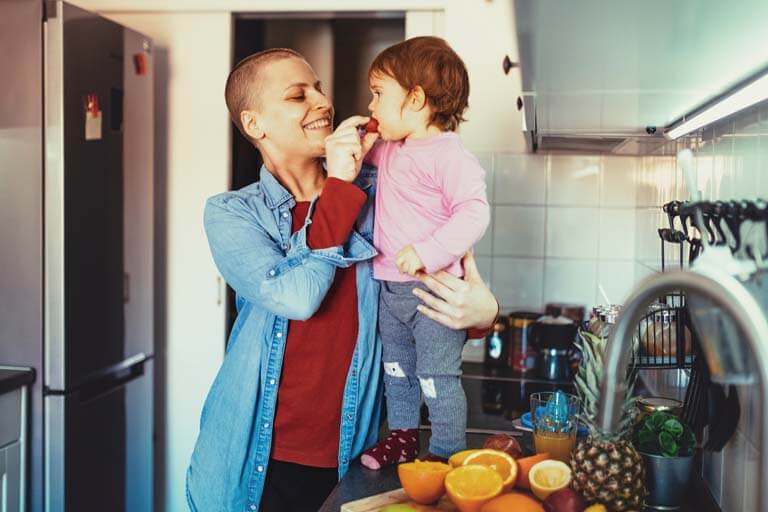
[598,267,768,511]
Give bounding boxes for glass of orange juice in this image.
[530,391,580,463]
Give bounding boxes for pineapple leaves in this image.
[575,328,638,438]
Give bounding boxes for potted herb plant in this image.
[634,410,696,509]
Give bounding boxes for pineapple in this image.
[570,330,647,511]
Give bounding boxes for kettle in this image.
[533,315,577,381]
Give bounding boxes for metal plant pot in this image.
[642,451,694,510]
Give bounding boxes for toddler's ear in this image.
[241,110,265,140]
[407,86,427,111]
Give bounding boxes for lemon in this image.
[528,459,572,501]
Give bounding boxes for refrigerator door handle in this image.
[78,355,149,404]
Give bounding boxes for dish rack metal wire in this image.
[628,201,707,436]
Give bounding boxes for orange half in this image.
[397,460,452,504]
[445,465,503,512]
[462,449,518,490]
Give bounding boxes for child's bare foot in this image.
[360,429,419,470]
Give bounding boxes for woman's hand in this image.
[324,116,379,183]
[412,251,498,330]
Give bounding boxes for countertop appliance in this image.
[533,315,577,381]
[0,2,154,510]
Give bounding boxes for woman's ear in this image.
[407,86,427,112]
[241,110,265,140]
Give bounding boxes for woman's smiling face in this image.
[254,56,334,159]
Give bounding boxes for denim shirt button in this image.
[257,465,264,472]
[276,332,283,338]
[346,413,353,421]
[263,422,269,429]
[282,212,289,218]
[269,378,276,385]
[342,458,348,465]
[250,505,257,511]
[268,269,276,276]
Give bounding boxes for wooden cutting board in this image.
[341,489,459,511]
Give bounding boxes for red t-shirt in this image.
[269,178,496,467]
[271,178,367,468]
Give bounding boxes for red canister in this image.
[507,311,540,372]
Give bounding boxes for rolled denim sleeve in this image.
[204,193,376,321]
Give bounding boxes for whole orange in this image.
[480,492,544,512]
[397,460,451,504]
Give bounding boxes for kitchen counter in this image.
[319,431,720,512]
[320,361,718,512]
[0,367,35,395]
[319,433,492,512]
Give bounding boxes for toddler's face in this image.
[367,73,413,141]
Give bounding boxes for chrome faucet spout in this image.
[598,268,768,512]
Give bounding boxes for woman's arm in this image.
[412,251,499,332]
[204,187,372,321]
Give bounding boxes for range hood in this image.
[512,0,768,154]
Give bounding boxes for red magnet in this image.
[133,53,147,76]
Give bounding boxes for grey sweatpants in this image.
[378,280,467,458]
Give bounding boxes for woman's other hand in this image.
[325,116,379,182]
[412,251,498,330]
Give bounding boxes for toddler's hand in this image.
[395,245,425,276]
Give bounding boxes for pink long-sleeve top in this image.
[367,132,490,282]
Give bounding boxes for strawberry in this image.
[364,118,379,133]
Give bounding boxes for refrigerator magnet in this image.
[133,53,148,76]
[84,93,102,141]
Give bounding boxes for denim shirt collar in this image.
[258,166,295,210]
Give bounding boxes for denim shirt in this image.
[186,165,383,512]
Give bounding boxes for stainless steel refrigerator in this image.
[0,1,154,511]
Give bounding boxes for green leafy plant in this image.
[634,411,695,457]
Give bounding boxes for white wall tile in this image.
[759,105,768,196]
[548,155,600,206]
[712,134,735,200]
[546,207,599,258]
[601,156,638,207]
[474,255,492,287]
[636,157,657,208]
[494,153,546,205]
[475,218,493,256]
[475,152,495,203]
[491,257,544,311]
[543,259,597,309]
[597,261,636,305]
[743,440,759,512]
[634,261,657,283]
[635,208,662,262]
[493,206,545,257]
[722,430,746,511]
[599,209,636,260]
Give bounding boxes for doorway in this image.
[226,12,406,339]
